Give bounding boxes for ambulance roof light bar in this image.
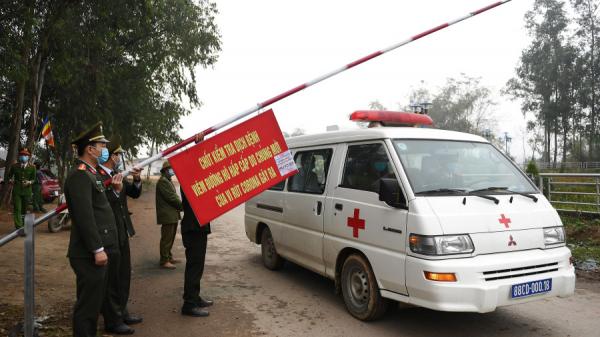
[350,110,434,127]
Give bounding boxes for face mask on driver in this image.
[374,161,387,172]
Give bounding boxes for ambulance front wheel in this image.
[261,227,284,270]
[341,254,388,321]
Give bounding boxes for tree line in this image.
[370,74,500,146]
[0,0,221,192]
[506,0,600,164]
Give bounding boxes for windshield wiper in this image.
[470,186,538,202]
[466,187,500,204]
[416,188,466,195]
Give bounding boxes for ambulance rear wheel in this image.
[341,254,388,321]
[261,227,284,270]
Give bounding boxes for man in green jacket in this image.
[7,148,36,229]
[155,161,182,269]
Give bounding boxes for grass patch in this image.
[561,215,600,264]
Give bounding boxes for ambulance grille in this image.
[482,262,559,281]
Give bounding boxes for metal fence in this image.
[528,162,600,170]
[538,173,600,215]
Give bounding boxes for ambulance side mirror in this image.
[379,178,408,209]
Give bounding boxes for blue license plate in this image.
[511,278,552,299]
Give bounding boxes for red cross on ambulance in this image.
[347,208,366,238]
[498,213,511,229]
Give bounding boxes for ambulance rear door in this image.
[282,146,337,274]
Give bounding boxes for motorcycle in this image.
[47,193,70,233]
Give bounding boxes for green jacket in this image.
[65,160,119,258]
[8,163,36,196]
[155,173,182,224]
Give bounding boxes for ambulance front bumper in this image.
[404,247,575,313]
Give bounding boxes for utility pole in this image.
[500,132,512,155]
[409,102,432,115]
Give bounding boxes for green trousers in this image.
[13,193,32,229]
[160,223,178,264]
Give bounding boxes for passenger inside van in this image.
[343,144,395,193]
[289,154,321,193]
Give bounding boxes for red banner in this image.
[169,109,298,224]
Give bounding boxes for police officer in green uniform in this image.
[98,142,143,330]
[64,122,126,337]
[7,148,36,229]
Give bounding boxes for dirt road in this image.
[1,182,600,336]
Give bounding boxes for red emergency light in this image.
[349,110,433,127]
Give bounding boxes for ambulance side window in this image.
[288,149,333,194]
[341,143,397,193]
[268,180,286,191]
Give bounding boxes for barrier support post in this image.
[24,213,35,337]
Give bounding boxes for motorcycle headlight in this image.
[409,234,474,255]
[543,226,565,246]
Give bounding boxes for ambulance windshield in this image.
[393,140,536,195]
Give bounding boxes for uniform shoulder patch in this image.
[78,164,86,171]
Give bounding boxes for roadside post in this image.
[24,213,35,337]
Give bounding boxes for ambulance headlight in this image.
[409,234,474,255]
[543,226,565,245]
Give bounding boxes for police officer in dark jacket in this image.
[65,122,124,337]
[180,130,213,317]
[98,142,143,334]
[180,186,213,317]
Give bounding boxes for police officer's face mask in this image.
[90,145,109,164]
[19,155,29,163]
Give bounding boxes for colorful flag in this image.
[41,116,55,147]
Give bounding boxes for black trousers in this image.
[118,238,132,316]
[101,251,123,328]
[182,231,208,308]
[70,257,108,337]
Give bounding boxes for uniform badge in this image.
[78,164,86,170]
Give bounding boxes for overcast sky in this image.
[182,0,535,162]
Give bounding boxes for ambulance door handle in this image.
[383,226,403,234]
[335,203,343,211]
[316,201,322,215]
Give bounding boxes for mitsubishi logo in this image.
[508,235,517,246]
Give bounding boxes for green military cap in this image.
[161,160,172,171]
[107,142,126,155]
[71,122,109,147]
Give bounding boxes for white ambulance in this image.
[244,111,575,321]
